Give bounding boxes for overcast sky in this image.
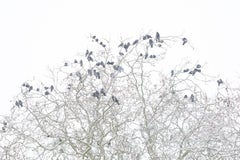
[0,0,240,115]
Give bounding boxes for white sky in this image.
[0,0,240,115]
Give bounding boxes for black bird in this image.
[44,86,49,90]
[139,53,143,56]
[100,42,103,45]
[123,42,130,52]
[102,44,106,48]
[92,91,100,99]
[36,88,40,92]
[112,95,120,105]
[100,61,105,68]
[190,94,194,102]
[144,53,148,59]
[92,35,96,39]
[64,62,68,67]
[118,42,124,47]
[119,52,124,56]
[184,95,188,99]
[74,59,78,63]
[15,101,19,107]
[132,39,139,45]
[95,38,99,42]
[150,55,153,58]
[100,88,106,96]
[29,86,33,92]
[143,34,152,40]
[96,62,101,66]
[182,38,188,45]
[87,56,93,62]
[76,71,82,80]
[3,121,7,126]
[79,60,83,66]
[69,73,73,76]
[87,69,92,76]
[183,69,189,72]
[45,91,50,95]
[95,72,100,79]
[217,79,223,86]
[194,68,201,73]
[25,83,30,88]
[155,32,160,42]
[2,127,5,131]
[50,85,54,92]
[107,61,114,65]
[196,64,201,68]
[22,83,26,87]
[85,50,89,57]
[113,65,124,72]
[171,70,174,77]
[149,39,154,48]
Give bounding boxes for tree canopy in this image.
[1,32,240,160]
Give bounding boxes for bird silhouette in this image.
[29,86,33,92]
[50,85,54,92]
[112,95,120,105]
[149,39,154,48]
[190,94,194,102]
[100,88,106,96]
[64,62,68,67]
[119,52,124,56]
[107,61,114,65]
[36,88,40,92]
[182,38,188,45]
[92,91,100,99]
[183,69,189,72]
[171,70,174,77]
[74,59,78,63]
[155,32,160,42]
[144,53,148,59]
[217,79,223,86]
[196,64,201,68]
[79,60,83,66]
[87,69,92,76]
[45,91,50,95]
[132,39,139,45]
[184,95,188,99]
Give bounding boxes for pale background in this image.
[0,0,240,115]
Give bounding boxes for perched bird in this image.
[64,62,68,67]
[112,95,120,105]
[95,38,99,42]
[74,59,78,63]
[29,86,33,92]
[139,53,143,56]
[107,61,114,65]
[190,94,195,102]
[92,35,96,39]
[183,69,189,73]
[217,79,223,86]
[102,44,106,48]
[182,38,188,45]
[87,69,92,76]
[144,53,148,59]
[119,52,124,56]
[50,85,54,92]
[123,42,130,52]
[25,83,30,88]
[18,100,23,107]
[196,64,201,68]
[132,39,139,45]
[149,39,154,48]
[155,32,160,42]
[36,88,40,92]
[113,65,124,72]
[100,88,106,96]
[79,60,83,67]
[194,68,201,73]
[45,91,50,95]
[87,56,93,62]
[171,70,174,77]
[143,34,152,40]
[85,50,89,57]
[118,42,124,47]
[92,91,100,99]
[184,95,188,99]
[3,121,7,126]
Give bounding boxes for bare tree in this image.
[1,32,239,160]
